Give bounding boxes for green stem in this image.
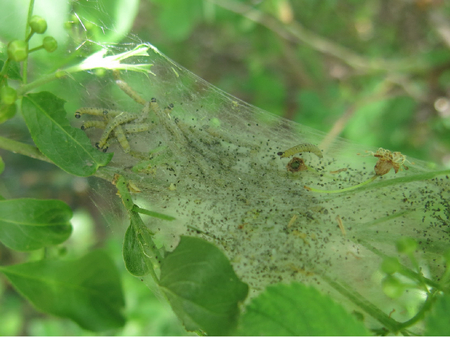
[25,31,34,43]
[28,45,44,53]
[0,136,121,185]
[17,71,63,96]
[397,289,438,330]
[23,0,35,84]
[133,205,176,221]
[321,273,402,332]
[407,252,430,293]
[305,175,378,193]
[25,0,35,40]
[357,239,441,289]
[0,135,50,163]
[0,58,11,81]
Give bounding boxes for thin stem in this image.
[28,45,44,53]
[321,273,401,332]
[407,252,431,294]
[0,135,50,163]
[25,0,35,40]
[0,135,119,184]
[305,175,378,193]
[23,0,36,84]
[133,205,176,221]
[0,58,11,81]
[397,289,438,330]
[25,31,34,43]
[357,239,441,289]
[17,71,63,96]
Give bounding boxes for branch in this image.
[0,135,50,163]
[209,0,427,73]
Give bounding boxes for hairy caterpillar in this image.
[277,143,323,159]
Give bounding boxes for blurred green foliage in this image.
[134,0,450,164]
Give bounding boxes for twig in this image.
[0,135,50,163]
[208,0,427,74]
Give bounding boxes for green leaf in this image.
[123,212,163,279]
[237,282,370,336]
[424,294,450,336]
[0,198,72,251]
[21,92,112,176]
[118,174,162,277]
[0,250,125,332]
[159,236,248,335]
[0,155,4,174]
[123,223,150,277]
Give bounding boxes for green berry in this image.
[7,40,28,62]
[382,275,404,298]
[29,15,47,34]
[381,257,401,275]
[43,36,58,52]
[0,86,17,105]
[396,237,417,255]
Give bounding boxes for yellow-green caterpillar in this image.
[277,143,323,158]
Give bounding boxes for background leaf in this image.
[237,282,370,336]
[159,236,248,335]
[424,294,450,336]
[21,92,112,176]
[0,250,125,332]
[0,198,72,251]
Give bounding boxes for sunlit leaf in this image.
[237,282,370,336]
[0,198,72,251]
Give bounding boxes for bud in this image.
[0,103,17,124]
[0,86,17,105]
[396,237,417,255]
[29,15,47,34]
[7,40,28,62]
[381,257,401,275]
[43,36,58,53]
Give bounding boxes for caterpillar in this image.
[277,143,323,159]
